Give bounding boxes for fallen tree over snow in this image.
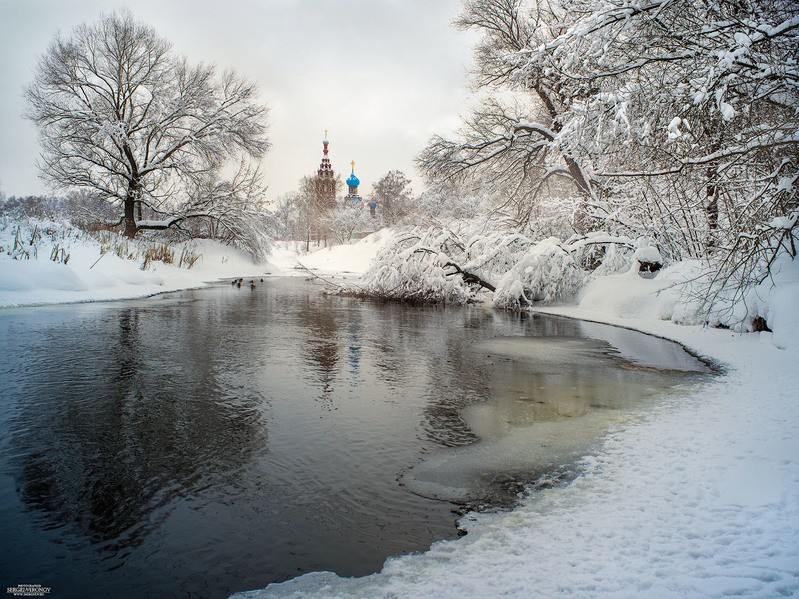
[352,227,641,307]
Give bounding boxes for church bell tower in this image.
[315,130,336,210]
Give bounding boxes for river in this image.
[0,278,707,598]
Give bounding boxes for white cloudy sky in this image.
[0,0,477,202]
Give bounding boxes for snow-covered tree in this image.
[177,162,273,260]
[25,10,270,239]
[272,192,302,240]
[327,200,370,244]
[493,237,587,308]
[418,0,597,233]
[535,0,799,305]
[416,0,797,320]
[358,227,495,303]
[371,170,414,226]
[354,226,640,307]
[411,181,488,228]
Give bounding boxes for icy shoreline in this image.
[228,250,799,598]
[231,309,798,599]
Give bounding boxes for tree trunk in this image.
[123,180,141,239]
[442,261,496,292]
[706,167,719,231]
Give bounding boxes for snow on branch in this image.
[356,227,475,304]
[355,225,651,310]
[493,237,587,308]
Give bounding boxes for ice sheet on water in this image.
[401,334,707,504]
[576,321,710,372]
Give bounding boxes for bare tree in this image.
[326,200,370,244]
[25,10,270,239]
[272,191,303,240]
[297,176,317,251]
[276,175,337,251]
[293,173,343,248]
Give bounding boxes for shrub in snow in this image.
[493,238,587,308]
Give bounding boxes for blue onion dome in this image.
[347,160,360,187]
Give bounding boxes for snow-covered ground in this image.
[270,232,392,279]
[1,224,796,597]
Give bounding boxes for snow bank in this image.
[576,256,799,351]
[756,256,799,351]
[0,223,275,307]
[297,231,391,276]
[576,260,706,324]
[0,220,391,308]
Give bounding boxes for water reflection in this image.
[347,314,362,381]
[5,301,265,557]
[404,331,707,504]
[301,308,339,399]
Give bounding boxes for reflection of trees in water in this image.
[488,309,585,338]
[363,304,601,449]
[293,292,340,405]
[8,302,265,555]
[347,313,363,382]
[358,302,489,448]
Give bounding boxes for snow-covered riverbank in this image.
[234,316,799,598]
[244,321,798,598]
[1,227,796,598]
[0,224,387,308]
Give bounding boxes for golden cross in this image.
[351,160,356,172]
[324,129,328,140]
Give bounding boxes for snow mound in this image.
[577,261,704,324]
[0,258,88,291]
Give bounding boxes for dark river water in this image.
[0,278,707,598]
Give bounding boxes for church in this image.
[314,131,337,210]
[314,132,376,217]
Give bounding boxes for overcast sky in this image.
[0,0,477,202]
